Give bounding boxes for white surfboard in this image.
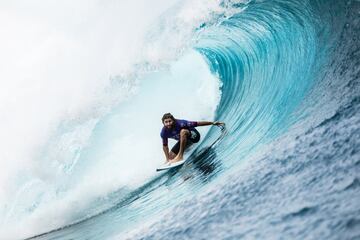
[156,159,186,171]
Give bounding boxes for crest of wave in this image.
[0,0,240,239]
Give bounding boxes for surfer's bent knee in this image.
[180,129,190,137]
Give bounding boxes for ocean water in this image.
[0,0,359,239]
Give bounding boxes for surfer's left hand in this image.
[213,121,225,127]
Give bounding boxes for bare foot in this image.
[170,156,183,163]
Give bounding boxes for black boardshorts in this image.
[171,128,201,155]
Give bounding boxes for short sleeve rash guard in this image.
[160,119,198,146]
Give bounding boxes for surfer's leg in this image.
[170,142,180,160]
[168,151,177,160]
[171,129,190,162]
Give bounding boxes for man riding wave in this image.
[160,113,225,163]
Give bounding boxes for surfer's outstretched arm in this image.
[196,121,225,127]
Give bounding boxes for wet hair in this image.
[162,113,175,123]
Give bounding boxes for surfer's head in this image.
[162,113,175,129]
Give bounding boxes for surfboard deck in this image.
[156,159,186,171]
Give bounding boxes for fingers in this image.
[214,121,225,126]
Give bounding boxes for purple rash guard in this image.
[160,119,198,146]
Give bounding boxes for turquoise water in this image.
[11,0,360,239]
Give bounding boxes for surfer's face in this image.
[163,118,175,129]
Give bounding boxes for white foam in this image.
[0,0,222,238]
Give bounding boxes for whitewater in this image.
[0,0,359,239]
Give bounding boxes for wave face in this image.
[3,0,360,239]
[195,0,321,163]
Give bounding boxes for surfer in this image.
[160,113,225,163]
